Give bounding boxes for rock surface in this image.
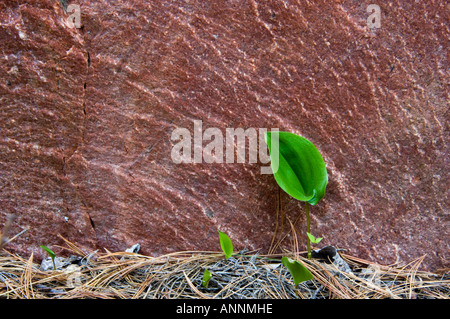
[0,0,448,271]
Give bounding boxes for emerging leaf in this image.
[218,231,233,259]
[307,232,323,244]
[41,245,57,270]
[202,268,212,288]
[282,256,314,286]
[265,132,328,205]
[40,245,56,259]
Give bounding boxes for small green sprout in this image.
[218,231,233,259]
[307,232,323,245]
[281,257,313,286]
[40,245,56,270]
[202,268,212,288]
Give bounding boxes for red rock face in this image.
[0,1,447,271]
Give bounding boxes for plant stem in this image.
[269,188,282,255]
[305,202,311,259]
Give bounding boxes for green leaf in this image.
[218,231,233,259]
[265,132,328,205]
[307,232,323,244]
[202,268,212,288]
[282,256,314,286]
[40,245,56,259]
[41,245,57,270]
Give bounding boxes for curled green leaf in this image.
[202,268,212,288]
[40,245,55,259]
[218,231,233,259]
[40,245,56,270]
[265,132,328,205]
